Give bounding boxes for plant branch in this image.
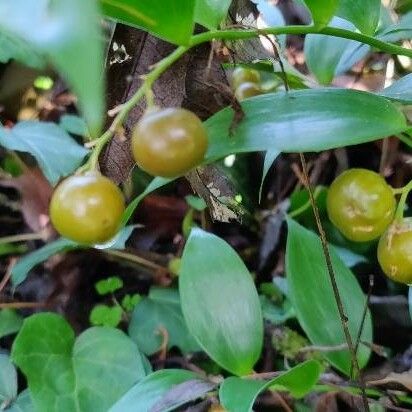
[299,153,369,412]
[83,24,412,172]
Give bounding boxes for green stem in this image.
[83,24,412,171]
[395,179,412,220]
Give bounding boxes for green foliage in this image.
[11,313,146,412]
[0,354,17,406]
[286,219,373,375]
[219,360,322,411]
[302,0,338,27]
[109,369,199,412]
[128,287,199,355]
[59,114,90,138]
[185,195,207,211]
[101,0,196,45]
[0,0,104,134]
[194,0,232,29]
[0,122,88,184]
[90,305,123,327]
[337,0,381,35]
[204,89,407,160]
[121,294,142,312]
[304,17,359,85]
[180,228,263,376]
[0,309,24,339]
[95,276,124,295]
[380,74,412,104]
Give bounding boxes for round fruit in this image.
[326,168,396,242]
[49,172,125,244]
[378,218,412,284]
[131,108,208,178]
[235,82,262,101]
[231,67,260,90]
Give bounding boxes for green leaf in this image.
[11,238,78,287]
[0,32,44,68]
[0,122,88,184]
[185,195,207,211]
[11,313,146,412]
[195,0,232,30]
[90,305,123,327]
[220,360,322,412]
[260,296,295,325]
[59,114,90,138]
[129,287,200,355]
[302,0,338,27]
[380,74,412,104]
[121,294,142,312]
[101,0,196,45]
[95,277,124,296]
[285,219,373,375]
[0,0,104,135]
[7,390,34,412]
[0,354,17,405]
[259,150,279,202]
[180,228,263,376]
[337,0,381,35]
[0,309,24,339]
[204,89,407,159]
[109,369,198,412]
[304,17,359,85]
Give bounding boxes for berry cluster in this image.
[49,107,208,245]
[326,169,412,284]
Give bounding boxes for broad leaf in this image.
[220,360,322,412]
[129,287,199,355]
[0,122,88,184]
[102,0,196,45]
[12,313,146,412]
[0,0,104,134]
[303,0,338,27]
[337,0,380,35]
[195,0,232,30]
[0,309,24,339]
[380,74,412,104]
[180,228,263,376]
[204,89,407,159]
[109,369,198,412]
[304,17,359,85]
[0,354,17,405]
[286,219,373,375]
[259,150,280,202]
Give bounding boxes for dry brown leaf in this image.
[0,167,53,234]
[368,371,412,392]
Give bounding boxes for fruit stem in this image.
[395,179,412,220]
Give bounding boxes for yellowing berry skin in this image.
[131,108,208,178]
[326,169,396,242]
[49,172,125,245]
[378,218,412,284]
[231,67,260,90]
[235,82,262,101]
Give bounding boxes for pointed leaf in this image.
[286,219,372,375]
[101,0,196,45]
[0,309,24,339]
[380,74,412,104]
[0,354,17,405]
[180,228,263,376]
[220,360,322,412]
[204,89,407,160]
[303,0,339,27]
[11,313,146,412]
